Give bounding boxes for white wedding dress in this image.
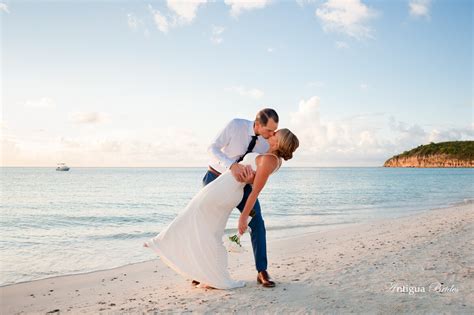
[144,152,281,289]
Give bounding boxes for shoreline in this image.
[1,199,471,289]
[0,199,474,289]
[1,201,473,313]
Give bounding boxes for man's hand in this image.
[230,164,255,183]
[244,169,256,184]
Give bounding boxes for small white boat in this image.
[56,163,70,171]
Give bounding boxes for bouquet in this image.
[224,209,256,253]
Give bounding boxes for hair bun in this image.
[282,152,293,161]
[274,128,299,161]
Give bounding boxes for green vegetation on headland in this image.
[383,141,474,167]
[397,141,473,160]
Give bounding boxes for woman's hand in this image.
[238,214,249,235]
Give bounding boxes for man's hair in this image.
[256,108,279,126]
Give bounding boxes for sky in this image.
[1,0,472,167]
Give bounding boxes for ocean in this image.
[1,167,473,286]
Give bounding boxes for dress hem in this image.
[145,239,246,290]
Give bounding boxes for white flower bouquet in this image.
[224,209,255,253]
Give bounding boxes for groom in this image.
[199,108,279,288]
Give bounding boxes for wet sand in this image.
[1,202,473,314]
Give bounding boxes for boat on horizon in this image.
[56,163,70,171]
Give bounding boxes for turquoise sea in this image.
[1,167,473,286]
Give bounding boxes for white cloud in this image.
[387,115,427,146]
[360,83,369,89]
[148,5,171,34]
[287,96,474,166]
[127,13,139,30]
[315,0,378,39]
[167,0,208,23]
[288,97,380,164]
[290,96,321,126]
[2,106,472,167]
[69,112,109,124]
[0,3,9,14]
[296,0,317,7]
[24,97,56,109]
[1,126,209,167]
[335,41,349,49]
[267,47,274,53]
[427,126,474,143]
[148,1,207,34]
[127,13,150,37]
[409,0,431,18]
[224,0,272,18]
[211,25,225,44]
[226,86,264,99]
[289,96,330,151]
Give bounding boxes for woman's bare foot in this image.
[143,242,149,248]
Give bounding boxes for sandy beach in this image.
[1,202,473,314]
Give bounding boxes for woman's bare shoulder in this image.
[256,154,279,171]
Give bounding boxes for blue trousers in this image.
[202,171,268,272]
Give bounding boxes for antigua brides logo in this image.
[388,282,459,295]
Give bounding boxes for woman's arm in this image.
[238,155,279,234]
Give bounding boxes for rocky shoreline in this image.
[384,153,473,168]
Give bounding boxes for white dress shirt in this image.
[208,118,270,174]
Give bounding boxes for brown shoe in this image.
[257,271,275,288]
[192,280,200,286]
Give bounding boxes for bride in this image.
[144,128,299,289]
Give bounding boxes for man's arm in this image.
[207,119,237,170]
[207,119,255,183]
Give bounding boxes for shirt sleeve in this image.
[207,119,238,170]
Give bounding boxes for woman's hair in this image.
[256,108,279,126]
[274,128,299,161]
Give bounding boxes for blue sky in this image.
[1,0,472,167]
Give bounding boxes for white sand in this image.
[1,202,473,314]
